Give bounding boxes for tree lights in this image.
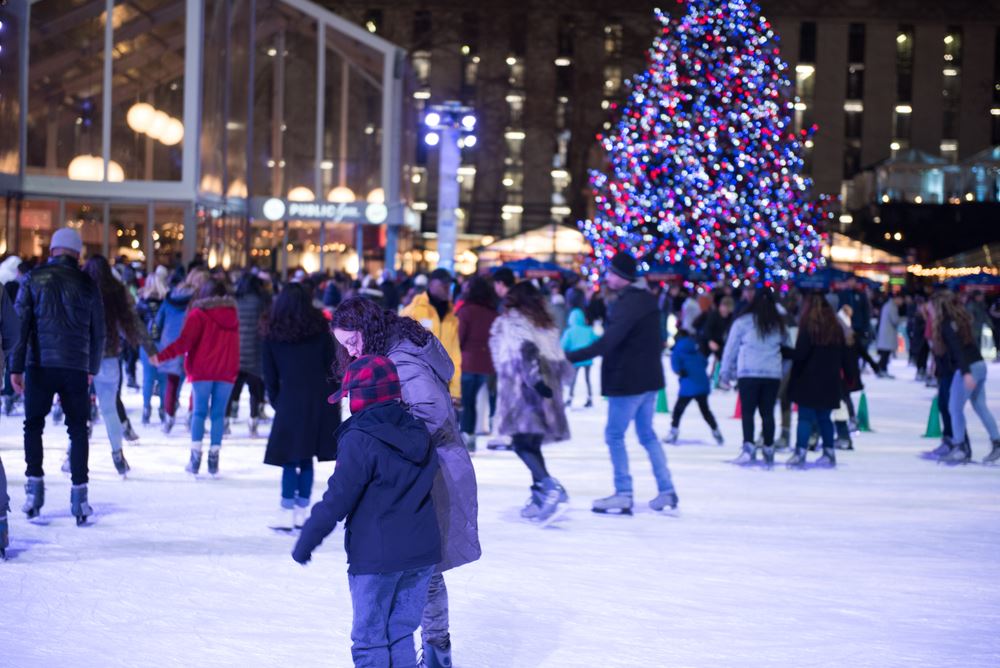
[579,1,831,286]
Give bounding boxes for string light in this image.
[578,1,830,285]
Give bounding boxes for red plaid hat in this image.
[328,355,402,413]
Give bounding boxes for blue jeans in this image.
[348,565,435,668]
[93,357,124,453]
[949,362,999,444]
[281,460,314,508]
[140,348,164,410]
[605,391,675,494]
[796,405,834,452]
[191,381,234,445]
[459,372,494,435]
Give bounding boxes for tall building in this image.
[323,0,1000,259]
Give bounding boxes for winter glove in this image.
[533,381,554,399]
[291,537,312,565]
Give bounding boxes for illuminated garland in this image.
[579,0,832,286]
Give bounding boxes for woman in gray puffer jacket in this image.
[330,297,480,668]
[720,289,789,467]
[227,272,270,436]
[490,281,573,523]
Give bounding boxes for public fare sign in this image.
[258,197,388,225]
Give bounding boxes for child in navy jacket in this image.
[667,330,724,446]
[293,355,441,667]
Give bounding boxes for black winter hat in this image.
[608,252,638,282]
[428,268,453,284]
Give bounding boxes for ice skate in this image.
[0,515,8,560]
[127,373,139,390]
[731,442,757,466]
[486,437,512,451]
[112,449,130,477]
[270,505,294,532]
[141,406,152,426]
[22,477,44,519]
[71,484,94,525]
[592,493,633,515]
[940,438,971,465]
[223,418,232,436]
[921,438,953,460]
[983,440,1000,465]
[207,445,221,477]
[293,505,308,529]
[158,407,166,424]
[648,490,679,513]
[162,414,175,434]
[185,447,203,475]
[535,477,568,525]
[248,417,259,438]
[583,398,593,408]
[122,419,139,442]
[712,429,725,446]
[664,426,679,445]
[835,436,854,450]
[760,445,776,468]
[774,429,791,451]
[461,432,476,454]
[420,641,453,668]
[786,449,808,469]
[520,486,544,520]
[61,455,71,474]
[812,448,837,469]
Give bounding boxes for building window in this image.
[413,11,432,51]
[895,25,914,103]
[412,51,431,89]
[799,22,817,63]
[846,23,865,101]
[942,28,962,142]
[558,16,574,58]
[993,28,1000,144]
[603,65,623,98]
[460,12,479,96]
[604,21,623,58]
[510,14,527,58]
[794,24,816,173]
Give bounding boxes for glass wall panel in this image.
[27,1,107,178]
[110,203,148,264]
[201,0,227,195]
[226,0,251,200]
[0,5,22,175]
[110,0,186,182]
[153,204,185,270]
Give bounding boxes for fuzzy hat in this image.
[328,355,402,414]
[608,251,638,282]
[51,227,83,254]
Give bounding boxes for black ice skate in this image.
[940,437,972,465]
[141,406,152,425]
[70,484,93,525]
[185,447,202,475]
[812,448,837,469]
[731,442,757,466]
[984,440,1000,465]
[22,477,44,518]
[0,515,8,560]
[122,419,140,442]
[592,493,633,515]
[921,438,953,460]
[112,449,130,477]
[207,446,221,477]
[761,445,776,468]
[785,449,808,469]
[162,414,176,434]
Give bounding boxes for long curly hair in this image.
[83,254,142,346]
[261,283,329,343]
[329,296,431,376]
[798,294,844,346]
[932,291,973,349]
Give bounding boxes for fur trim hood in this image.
[490,309,565,367]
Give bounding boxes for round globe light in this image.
[327,186,356,203]
[126,102,156,134]
[287,186,315,202]
[146,111,171,140]
[159,118,184,146]
[107,160,125,182]
[366,187,385,204]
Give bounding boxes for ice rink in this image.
[1,357,999,668]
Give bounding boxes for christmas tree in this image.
[579,1,831,286]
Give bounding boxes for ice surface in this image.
[1,358,999,667]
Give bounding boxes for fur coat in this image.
[490,310,574,443]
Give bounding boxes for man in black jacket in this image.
[11,228,105,524]
[567,252,678,515]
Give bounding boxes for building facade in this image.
[322,0,1000,256]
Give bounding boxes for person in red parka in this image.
[456,275,498,452]
[152,279,239,477]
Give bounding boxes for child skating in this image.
[666,329,724,446]
[561,308,599,408]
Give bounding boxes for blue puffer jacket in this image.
[719,313,787,383]
[671,336,711,397]
[154,287,194,376]
[560,309,599,368]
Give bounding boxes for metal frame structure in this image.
[5,0,406,270]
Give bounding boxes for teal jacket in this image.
[561,309,599,368]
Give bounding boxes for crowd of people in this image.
[0,226,998,666]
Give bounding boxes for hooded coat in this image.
[292,401,442,574]
[876,299,902,352]
[154,286,195,375]
[236,292,267,377]
[401,292,462,398]
[155,296,240,383]
[671,335,711,397]
[490,309,574,443]
[387,334,481,572]
[560,308,599,368]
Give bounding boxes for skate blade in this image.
[75,516,90,526]
[536,504,569,528]
[652,506,680,517]
[269,527,298,534]
[591,507,633,516]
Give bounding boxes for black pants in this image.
[568,366,592,400]
[228,371,265,419]
[24,367,90,485]
[738,378,780,446]
[121,346,138,380]
[459,372,496,435]
[877,350,892,373]
[671,394,718,430]
[936,360,954,440]
[915,340,930,374]
[856,335,879,374]
[512,433,549,485]
[115,361,128,424]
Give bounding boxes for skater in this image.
[922,299,958,459]
[151,279,239,477]
[719,288,788,467]
[154,268,209,433]
[136,267,169,425]
[292,355,441,668]
[456,275,498,452]
[331,297,481,668]
[785,295,856,469]
[698,295,734,381]
[401,268,462,400]
[261,283,340,529]
[875,292,904,377]
[837,276,878,375]
[666,329,723,446]
[0,281,20,556]
[932,292,1000,464]
[82,255,157,477]
[11,227,105,524]
[490,281,573,521]
[228,271,269,437]
[565,251,679,515]
[833,305,863,450]
[561,307,599,408]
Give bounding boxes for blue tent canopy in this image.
[493,258,574,279]
[945,272,1000,290]
[794,267,878,291]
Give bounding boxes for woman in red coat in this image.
[456,275,498,451]
[152,279,239,477]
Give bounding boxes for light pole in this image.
[423,102,476,272]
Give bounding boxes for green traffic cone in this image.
[924,396,942,438]
[712,364,721,389]
[656,387,670,414]
[857,392,872,432]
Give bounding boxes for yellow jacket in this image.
[401,292,462,398]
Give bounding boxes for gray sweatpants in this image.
[420,573,450,649]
